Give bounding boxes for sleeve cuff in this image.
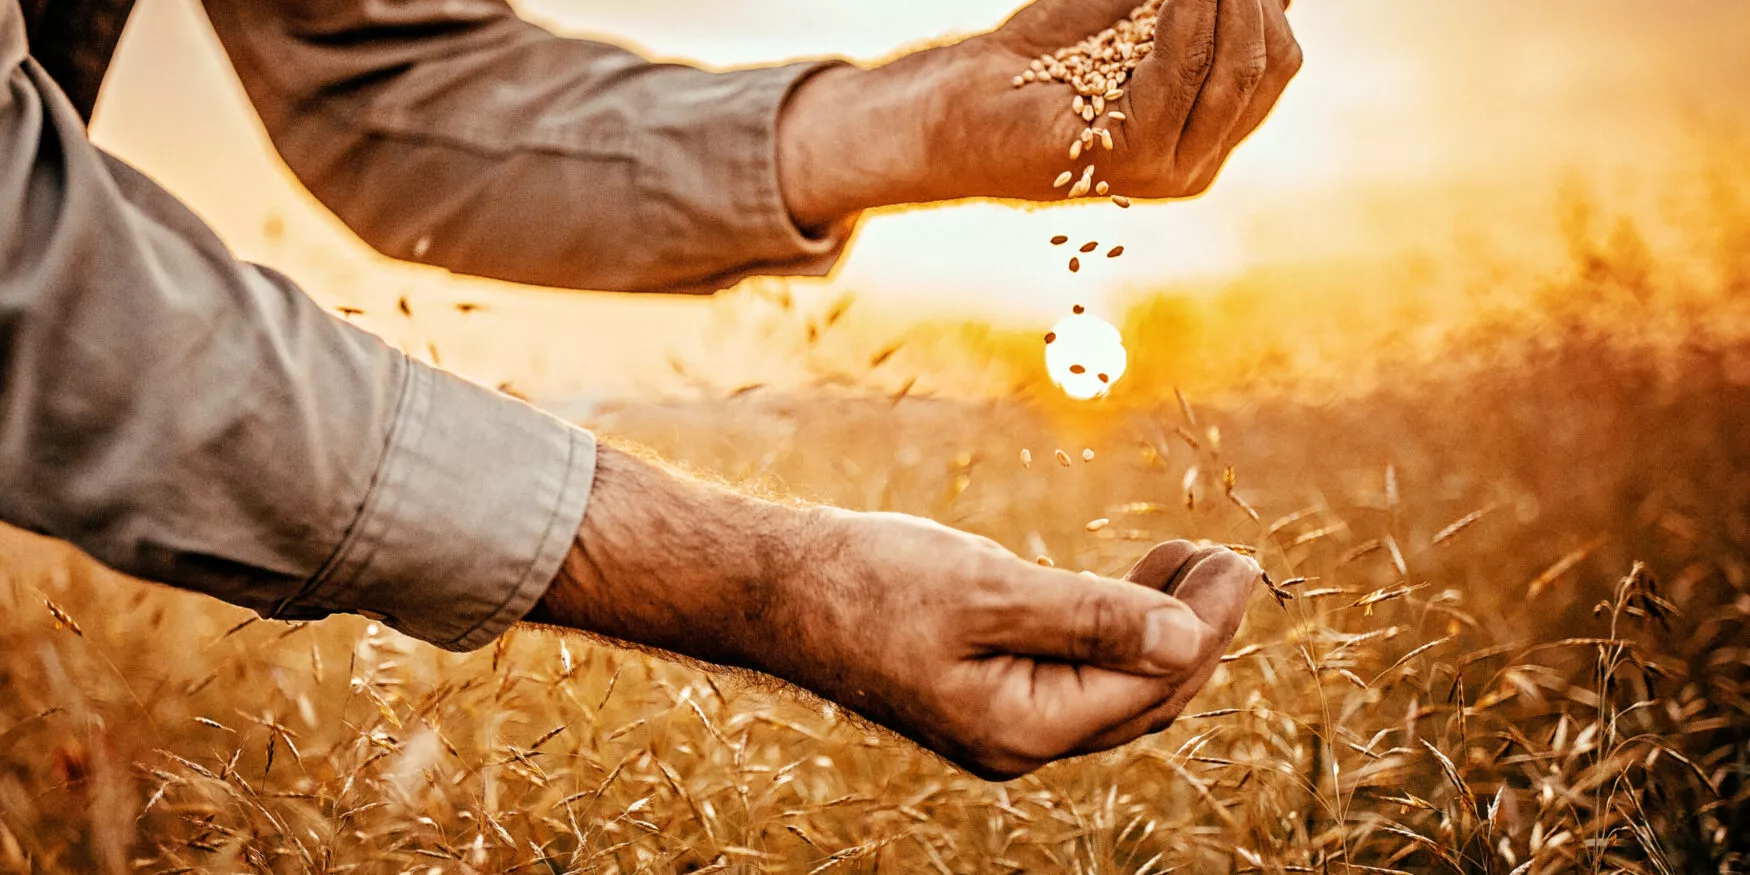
[636,59,858,293]
[278,360,596,651]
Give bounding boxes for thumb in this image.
[990,564,1214,677]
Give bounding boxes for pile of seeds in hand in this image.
[1015,0,1167,216]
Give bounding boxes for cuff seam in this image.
[269,354,419,620]
[437,425,594,651]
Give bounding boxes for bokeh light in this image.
[1044,311,1127,400]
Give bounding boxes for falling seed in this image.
[1055,449,1072,467]
[1096,181,1110,195]
[1073,304,1086,315]
[1012,75,1025,87]
[1070,140,1083,161]
[1112,195,1132,208]
[1098,373,1110,383]
[1079,241,1099,253]
[1053,171,1073,188]
[1021,449,1033,469]
[1093,96,1106,115]
[1081,128,1096,147]
[1081,104,1095,122]
[1067,178,1091,199]
[1082,448,1096,462]
[1072,95,1085,114]
[1069,364,1086,375]
[1050,235,1069,246]
[1044,332,1057,344]
[1107,245,1125,258]
[1099,129,1114,150]
[1068,257,1081,272]
[1086,518,1111,532]
[1036,556,1055,567]
[1108,111,1126,121]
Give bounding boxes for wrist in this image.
[526,445,818,671]
[777,47,979,225]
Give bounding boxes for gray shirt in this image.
[0,0,849,650]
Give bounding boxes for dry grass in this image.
[4,173,1750,873]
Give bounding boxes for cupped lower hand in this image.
[757,512,1261,780]
[531,446,1259,781]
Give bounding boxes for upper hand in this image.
[973,0,1302,201]
[778,0,1302,225]
[757,514,1261,780]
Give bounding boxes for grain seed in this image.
[1107,245,1125,258]
[1050,235,1069,245]
[1053,171,1073,188]
[1080,241,1099,253]
[1055,449,1072,467]
[1082,448,1096,462]
[1112,195,1132,208]
[1069,257,1081,272]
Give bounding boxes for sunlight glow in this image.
[1044,311,1127,400]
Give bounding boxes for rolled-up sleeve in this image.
[199,0,854,295]
[0,11,594,650]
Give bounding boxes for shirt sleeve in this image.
[197,0,856,295]
[0,18,594,651]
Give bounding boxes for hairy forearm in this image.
[525,444,816,669]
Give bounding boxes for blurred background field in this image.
[4,0,1750,872]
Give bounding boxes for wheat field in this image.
[4,146,1750,875]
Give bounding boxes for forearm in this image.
[202,0,851,294]
[526,444,816,671]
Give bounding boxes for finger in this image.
[982,563,1214,677]
[1067,633,1226,755]
[980,658,1195,765]
[1172,0,1268,189]
[1122,0,1219,161]
[1183,0,1302,192]
[1168,546,1260,641]
[1070,551,1263,754]
[1120,540,1203,591]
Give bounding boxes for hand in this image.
[778,0,1302,226]
[761,514,1259,779]
[528,445,1260,780]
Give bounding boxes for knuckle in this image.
[965,754,1038,783]
[1175,172,1216,199]
[1279,40,1305,77]
[954,718,1048,780]
[1071,590,1126,662]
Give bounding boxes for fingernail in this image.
[1142,608,1207,674]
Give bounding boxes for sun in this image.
[1044,309,1128,400]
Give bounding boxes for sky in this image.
[88,0,1750,398]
